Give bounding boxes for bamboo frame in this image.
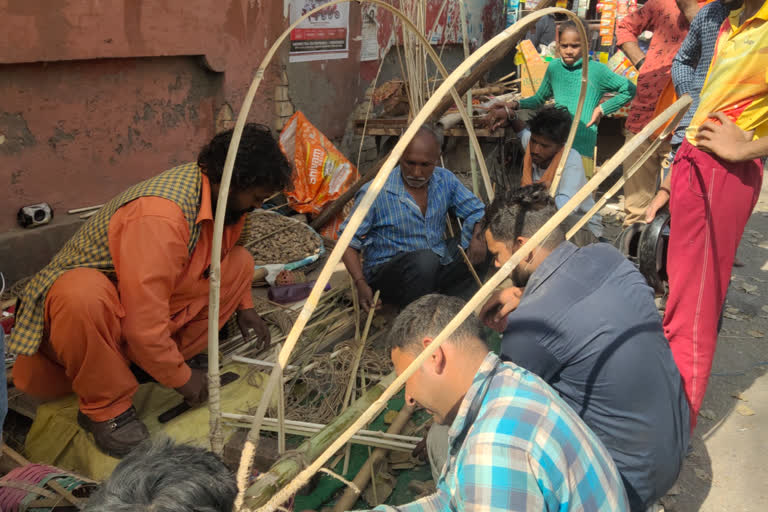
[232,9,586,511]
[251,96,694,512]
[219,0,530,496]
[564,102,690,239]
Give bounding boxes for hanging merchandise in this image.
[506,0,521,27]
[599,0,618,47]
[556,0,568,7]
[576,0,589,18]
[607,49,639,84]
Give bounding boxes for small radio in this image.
[17,203,54,228]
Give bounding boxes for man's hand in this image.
[479,287,524,332]
[696,113,754,162]
[467,230,487,265]
[174,368,209,407]
[355,279,381,313]
[483,100,518,131]
[645,189,670,223]
[586,106,604,128]
[237,308,271,351]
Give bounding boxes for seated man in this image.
[340,126,486,311]
[479,184,689,511]
[511,105,603,242]
[84,438,237,511]
[10,124,291,457]
[384,294,628,511]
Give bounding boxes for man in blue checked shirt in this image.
[339,127,487,312]
[374,294,628,511]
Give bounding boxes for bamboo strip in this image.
[458,0,479,196]
[67,204,104,214]
[222,413,422,444]
[341,289,379,474]
[275,345,286,455]
[228,1,506,498]
[252,87,694,512]
[565,98,691,239]
[223,420,416,452]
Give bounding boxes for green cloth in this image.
[518,59,636,158]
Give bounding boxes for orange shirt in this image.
[107,175,253,388]
[686,1,768,144]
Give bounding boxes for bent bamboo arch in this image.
[201,5,594,510]
[209,0,589,477]
[206,0,508,459]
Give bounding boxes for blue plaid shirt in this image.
[339,167,485,276]
[670,1,730,145]
[372,353,629,512]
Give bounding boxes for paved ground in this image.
[660,179,768,512]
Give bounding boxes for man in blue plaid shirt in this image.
[339,127,487,312]
[374,294,629,511]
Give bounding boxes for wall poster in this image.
[289,0,350,62]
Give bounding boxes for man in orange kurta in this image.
[11,124,292,457]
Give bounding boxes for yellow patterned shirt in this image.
[686,1,768,144]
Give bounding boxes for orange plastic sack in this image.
[279,112,359,239]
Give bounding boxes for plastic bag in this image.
[279,112,359,239]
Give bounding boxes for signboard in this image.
[289,0,350,62]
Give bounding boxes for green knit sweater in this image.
[519,58,636,159]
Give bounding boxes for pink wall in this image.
[0,0,503,232]
[0,0,355,231]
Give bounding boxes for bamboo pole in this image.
[458,0,478,196]
[252,91,693,512]
[67,204,104,214]
[332,405,415,512]
[229,1,517,500]
[275,344,286,455]
[565,96,691,239]
[341,289,379,474]
[239,373,396,508]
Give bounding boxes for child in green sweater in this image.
[486,21,636,177]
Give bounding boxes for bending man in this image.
[11,124,291,457]
[381,294,628,511]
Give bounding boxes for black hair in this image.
[557,19,590,41]
[482,183,565,250]
[527,105,573,146]
[197,123,292,192]
[388,294,485,354]
[84,438,237,512]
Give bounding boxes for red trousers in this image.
[664,140,763,430]
[13,247,253,422]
